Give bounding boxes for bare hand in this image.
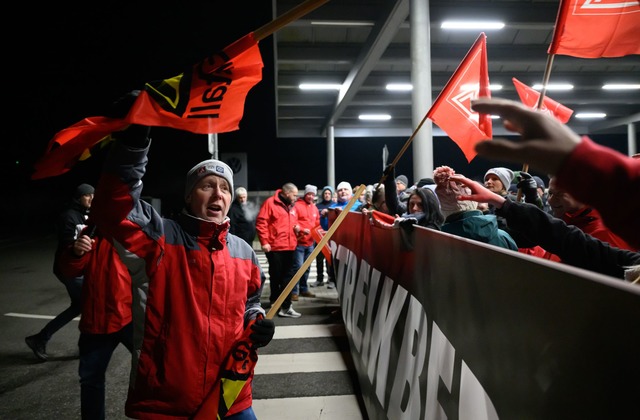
[449,175,507,209]
[261,244,271,253]
[73,235,94,256]
[470,98,582,175]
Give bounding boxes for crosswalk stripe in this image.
[274,324,345,339]
[253,395,364,419]
[255,351,351,375]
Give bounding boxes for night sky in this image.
[4,2,631,236]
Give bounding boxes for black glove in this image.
[249,317,275,348]
[517,172,540,204]
[383,164,395,179]
[105,90,142,119]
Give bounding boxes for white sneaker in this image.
[278,307,302,318]
[327,282,336,289]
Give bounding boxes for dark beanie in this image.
[417,177,435,188]
[75,183,95,198]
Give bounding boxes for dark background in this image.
[3,2,632,236]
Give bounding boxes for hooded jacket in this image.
[255,189,299,251]
[442,210,518,251]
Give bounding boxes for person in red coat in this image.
[291,185,321,300]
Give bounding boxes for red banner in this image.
[427,33,492,163]
[512,77,574,123]
[310,225,332,265]
[32,33,263,180]
[548,0,640,58]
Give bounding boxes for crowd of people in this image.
[24,97,639,419]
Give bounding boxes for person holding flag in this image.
[90,120,275,419]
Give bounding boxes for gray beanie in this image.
[395,175,409,187]
[184,159,234,200]
[484,167,514,190]
[74,183,95,199]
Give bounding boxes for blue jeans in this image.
[40,276,83,341]
[78,323,134,420]
[292,244,313,294]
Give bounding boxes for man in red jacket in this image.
[255,182,302,318]
[57,226,133,420]
[291,184,320,300]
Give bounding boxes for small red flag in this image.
[32,33,263,180]
[548,0,640,58]
[310,225,332,265]
[512,78,574,123]
[427,33,492,163]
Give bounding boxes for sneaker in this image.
[327,282,336,289]
[291,294,299,301]
[300,291,316,298]
[310,281,323,288]
[25,335,48,361]
[278,307,302,318]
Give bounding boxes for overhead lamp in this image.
[602,84,640,90]
[490,115,501,119]
[575,112,606,119]
[386,83,412,91]
[441,21,505,30]
[489,84,503,91]
[359,114,392,121]
[311,20,374,27]
[532,83,574,91]
[299,83,342,91]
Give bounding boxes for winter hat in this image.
[395,175,409,187]
[322,185,334,195]
[532,176,546,189]
[336,181,352,192]
[74,183,95,199]
[304,184,317,195]
[484,167,514,190]
[184,159,234,200]
[416,177,435,188]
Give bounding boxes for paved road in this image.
[0,234,367,419]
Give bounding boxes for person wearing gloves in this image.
[91,118,273,419]
[313,185,335,287]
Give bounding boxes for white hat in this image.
[484,167,514,190]
[304,184,317,195]
[184,159,234,200]
[336,181,352,192]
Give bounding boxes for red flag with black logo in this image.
[426,33,492,163]
[512,78,574,123]
[32,33,263,180]
[548,0,640,58]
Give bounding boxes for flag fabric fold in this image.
[512,78,574,123]
[548,0,640,58]
[32,33,263,180]
[426,32,492,163]
[310,225,332,265]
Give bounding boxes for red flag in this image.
[512,78,574,123]
[548,0,640,58]
[32,33,263,180]
[426,33,492,163]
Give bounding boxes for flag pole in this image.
[517,53,555,200]
[377,110,431,187]
[253,0,331,42]
[266,184,366,319]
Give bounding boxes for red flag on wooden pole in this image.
[548,0,640,58]
[426,33,492,163]
[512,78,574,123]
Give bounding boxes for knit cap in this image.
[484,167,514,190]
[336,181,352,192]
[304,184,317,195]
[74,183,95,199]
[322,185,334,195]
[184,159,234,200]
[395,175,409,187]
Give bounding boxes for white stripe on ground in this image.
[5,312,80,321]
[274,324,345,339]
[255,351,350,375]
[253,395,365,420]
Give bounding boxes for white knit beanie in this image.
[184,159,234,200]
[484,167,514,190]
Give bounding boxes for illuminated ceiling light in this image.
[359,114,392,121]
[532,83,574,91]
[386,83,413,91]
[299,83,342,91]
[311,20,374,26]
[602,84,640,90]
[441,21,505,30]
[490,115,501,119]
[575,112,606,119]
[489,84,503,91]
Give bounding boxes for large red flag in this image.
[426,33,492,163]
[512,78,574,123]
[548,0,640,58]
[32,33,263,180]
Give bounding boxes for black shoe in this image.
[25,335,48,361]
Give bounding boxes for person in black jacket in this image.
[451,174,640,280]
[228,186,257,246]
[25,183,95,361]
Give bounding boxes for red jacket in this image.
[92,142,265,419]
[293,198,320,247]
[57,229,132,334]
[556,136,640,249]
[255,189,298,251]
